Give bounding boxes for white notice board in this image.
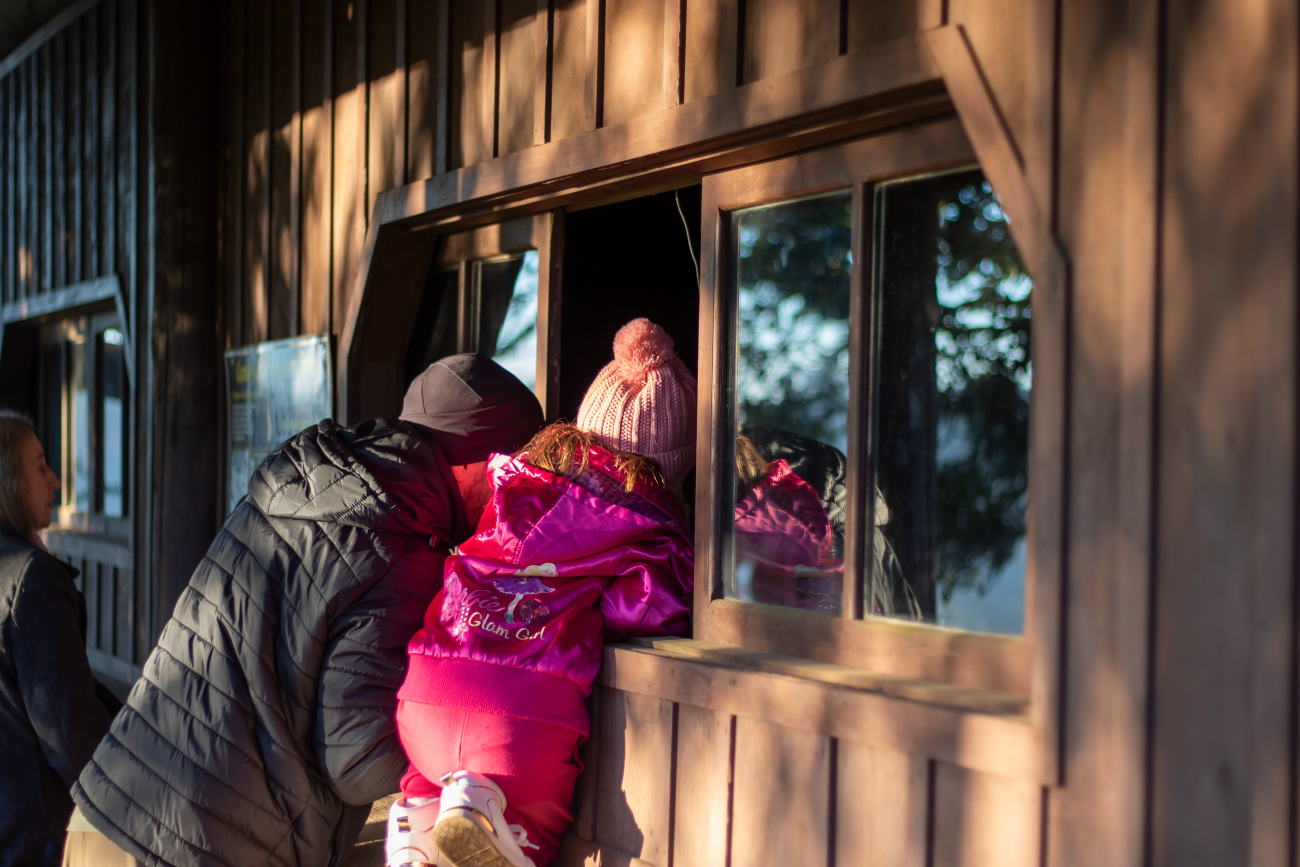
[225,335,333,515]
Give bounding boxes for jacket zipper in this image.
[326,801,344,867]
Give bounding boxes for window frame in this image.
[693,115,1052,701]
[430,213,563,419]
[36,307,131,537]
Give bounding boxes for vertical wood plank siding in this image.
[0,0,1293,864]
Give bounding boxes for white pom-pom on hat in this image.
[576,318,698,485]
[612,318,676,384]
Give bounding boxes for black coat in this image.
[0,525,117,867]
[73,419,464,867]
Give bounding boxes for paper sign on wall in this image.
[224,336,333,515]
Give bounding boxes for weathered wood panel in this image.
[594,688,675,865]
[270,0,300,339]
[497,0,536,156]
[407,0,441,179]
[601,0,664,128]
[223,0,245,345]
[244,0,270,344]
[300,0,330,338]
[368,0,406,214]
[1044,0,1152,863]
[932,763,1040,867]
[99,2,115,279]
[83,5,99,281]
[51,34,65,290]
[731,715,830,867]
[449,0,485,168]
[332,0,366,341]
[845,0,938,51]
[1152,0,1299,861]
[683,0,736,103]
[740,0,839,85]
[672,704,731,867]
[834,742,928,867]
[550,0,586,141]
[39,44,53,294]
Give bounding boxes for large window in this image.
[697,118,1044,695]
[37,311,129,530]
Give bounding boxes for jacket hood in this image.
[249,418,460,543]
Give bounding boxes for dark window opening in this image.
[558,186,702,421]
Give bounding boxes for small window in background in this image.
[725,191,853,614]
[100,328,127,517]
[478,250,539,390]
[69,324,90,513]
[874,168,1032,635]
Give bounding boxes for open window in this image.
[695,116,1045,699]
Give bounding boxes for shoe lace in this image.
[508,825,541,851]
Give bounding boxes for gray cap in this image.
[400,354,544,464]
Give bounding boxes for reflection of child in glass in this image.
[387,319,696,867]
[733,433,843,610]
[734,431,917,618]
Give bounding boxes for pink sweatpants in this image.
[396,700,584,867]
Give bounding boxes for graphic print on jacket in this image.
[407,447,695,701]
[72,419,461,867]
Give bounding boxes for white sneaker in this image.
[386,797,443,867]
[433,771,540,867]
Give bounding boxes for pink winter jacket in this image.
[399,446,694,735]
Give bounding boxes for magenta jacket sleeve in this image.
[598,537,694,640]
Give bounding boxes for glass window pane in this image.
[725,191,852,613]
[40,344,62,486]
[100,328,127,517]
[69,325,89,513]
[478,251,539,390]
[874,168,1031,635]
[405,266,462,387]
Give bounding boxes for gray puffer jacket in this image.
[72,418,465,867]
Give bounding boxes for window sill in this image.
[623,636,1027,716]
[600,639,1045,782]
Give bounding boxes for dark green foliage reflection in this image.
[877,168,1031,630]
[734,192,852,451]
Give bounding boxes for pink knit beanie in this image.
[576,319,698,485]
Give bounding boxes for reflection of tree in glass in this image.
[735,193,852,451]
[933,179,1031,598]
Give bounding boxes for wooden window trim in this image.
[695,117,1036,693]
[370,211,564,421]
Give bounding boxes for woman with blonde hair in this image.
[0,409,118,866]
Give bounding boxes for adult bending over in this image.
[70,356,543,867]
[0,410,119,866]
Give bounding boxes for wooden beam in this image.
[583,0,603,130]
[533,0,552,145]
[0,0,100,81]
[482,0,499,158]
[1,271,118,322]
[435,0,450,174]
[663,0,682,109]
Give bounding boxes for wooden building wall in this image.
[222,1,1300,867]
[0,0,219,685]
[0,0,1283,863]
